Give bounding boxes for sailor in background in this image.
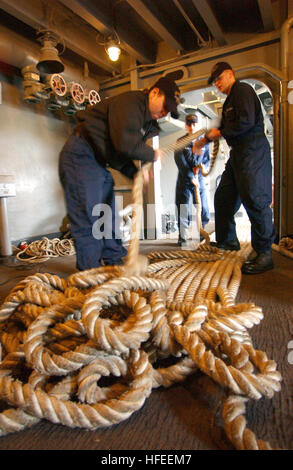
[174,114,210,246]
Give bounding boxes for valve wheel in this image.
[70,83,85,104]
[50,74,67,97]
[88,90,101,106]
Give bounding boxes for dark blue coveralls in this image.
[215,80,275,253]
[59,91,157,271]
[174,137,210,240]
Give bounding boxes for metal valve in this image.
[87,89,101,106]
[69,82,85,105]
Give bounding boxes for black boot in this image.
[210,240,240,251]
[241,250,274,274]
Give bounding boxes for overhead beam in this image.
[59,0,156,64]
[125,0,184,52]
[191,0,227,46]
[257,0,275,32]
[0,0,118,74]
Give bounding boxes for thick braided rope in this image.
[272,237,293,259]
[10,272,68,294]
[81,286,154,355]
[76,354,129,403]
[199,140,220,177]
[172,325,281,400]
[0,349,153,430]
[0,253,280,448]
[222,395,275,450]
[123,163,151,276]
[23,297,105,376]
[151,356,198,388]
[204,301,263,334]
[0,350,81,437]
[0,157,283,449]
[0,283,65,323]
[68,265,122,289]
[147,250,223,261]
[149,290,207,357]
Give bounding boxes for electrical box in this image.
[0,175,16,197]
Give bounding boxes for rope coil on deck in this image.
[0,147,283,450]
[272,237,293,259]
[15,237,75,263]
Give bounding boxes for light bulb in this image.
[107,44,121,62]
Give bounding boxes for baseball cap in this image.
[153,76,182,119]
[185,114,198,125]
[208,62,233,85]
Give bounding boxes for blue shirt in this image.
[174,135,210,184]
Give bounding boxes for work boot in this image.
[241,250,274,274]
[246,250,258,262]
[210,240,240,251]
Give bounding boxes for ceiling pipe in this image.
[172,0,207,47]
[0,25,100,90]
[281,16,293,80]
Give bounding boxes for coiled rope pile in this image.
[16,237,75,264]
[0,157,282,450]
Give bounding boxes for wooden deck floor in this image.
[0,240,292,451]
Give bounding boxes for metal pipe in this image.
[281,16,293,78]
[100,30,281,89]
[279,16,293,236]
[172,0,207,46]
[273,92,281,238]
[0,198,12,256]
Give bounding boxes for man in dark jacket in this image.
[174,114,210,245]
[59,77,181,270]
[196,62,275,274]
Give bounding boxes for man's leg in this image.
[199,176,210,228]
[235,143,275,273]
[214,159,241,244]
[102,172,128,265]
[176,184,191,244]
[59,136,108,270]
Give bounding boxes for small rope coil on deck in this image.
[272,237,293,259]
[0,136,283,450]
[16,237,75,263]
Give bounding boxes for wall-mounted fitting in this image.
[21,65,49,103]
[21,65,101,114]
[44,73,69,110]
[85,89,101,106]
[63,82,86,115]
[36,30,64,74]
